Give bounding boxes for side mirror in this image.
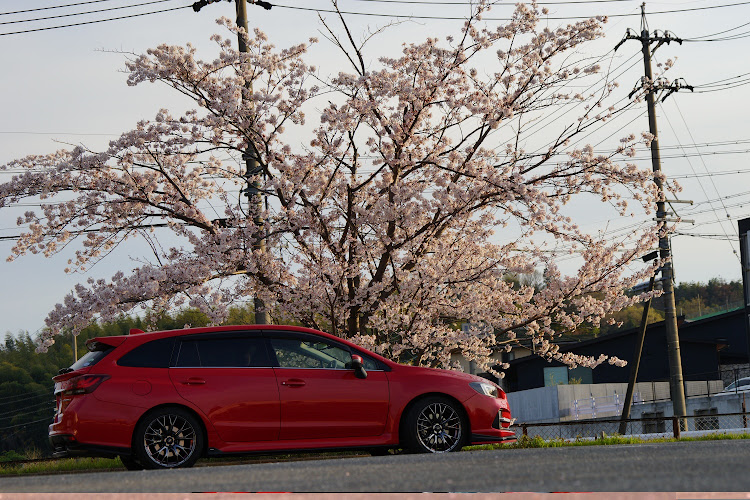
[351,354,367,379]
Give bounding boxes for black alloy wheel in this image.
[404,396,466,453]
[134,407,203,469]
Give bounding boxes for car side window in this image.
[175,337,271,367]
[270,337,351,369]
[117,338,175,368]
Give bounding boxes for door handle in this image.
[182,377,206,386]
[281,379,306,388]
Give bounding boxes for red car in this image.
[49,325,514,469]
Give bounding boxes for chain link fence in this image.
[512,412,750,441]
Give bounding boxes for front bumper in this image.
[464,394,516,445]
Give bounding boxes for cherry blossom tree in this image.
[0,2,665,373]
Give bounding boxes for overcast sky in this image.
[1,0,749,336]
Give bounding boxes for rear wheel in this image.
[134,407,203,469]
[403,396,466,453]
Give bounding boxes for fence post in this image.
[743,394,747,429]
[672,416,680,439]
[522,424,528,437]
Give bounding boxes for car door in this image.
[268,332,390,441]
[169,333,280,443]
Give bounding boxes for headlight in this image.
[469,381,498,398]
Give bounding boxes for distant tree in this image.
[673,278,743,319]
[599,304,664,336]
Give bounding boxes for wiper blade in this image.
[58,368,74,375]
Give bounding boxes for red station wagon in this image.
[49,325,514,469]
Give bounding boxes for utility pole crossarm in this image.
[192,0,272,13]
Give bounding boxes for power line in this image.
[1,0,179,27]
[672,169,750,180]
[0,131,118,136]
[343,0,636,4]
[665,95,740,259]
[674,231,738,241]
[0,4,191,36]
[658,105,738,258]
[686,30,750,42]
[270,0,750,20]
[0,389,53,404]
[0,401,55,419]
[2,0,750,35]
[685,19,750,40]
[0,0,118,16]
[0,223,175,242]
[695,72,750,88]
[0,416,53,431]
[694,79,750,93]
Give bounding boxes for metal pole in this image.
[639,3,687,430]
[236,0,269,325]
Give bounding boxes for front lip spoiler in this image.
[471,433,516,444]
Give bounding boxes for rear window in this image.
[68,341,114,371]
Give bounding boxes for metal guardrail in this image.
[515,411,750,441]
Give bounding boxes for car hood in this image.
[396,364,494,384]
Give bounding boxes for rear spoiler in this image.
[84,336,128,351]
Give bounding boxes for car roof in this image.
[88,324,394,365]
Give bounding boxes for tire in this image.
[403,396,466,454]
[119,455,145,470]
[133,407,204,469]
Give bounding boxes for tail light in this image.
[58,374,110,396]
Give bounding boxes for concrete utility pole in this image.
[616,3,693,429]
[235,0,271,325]
[194,0,272,325]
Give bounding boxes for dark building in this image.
[502,308,748,392]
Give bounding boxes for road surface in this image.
[2,440,749,492]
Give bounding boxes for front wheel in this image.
[403,396,466,453]
[134,407,203,469]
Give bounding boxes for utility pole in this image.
[616,3,693,430]
[194,0,272,325]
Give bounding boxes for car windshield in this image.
[724,378,750,391]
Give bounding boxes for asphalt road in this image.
[2,440,750,492]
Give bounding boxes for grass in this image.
[0,457,123,476]
[0,451,368,476]
[3,432,750,476]
[465,431,750,451]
